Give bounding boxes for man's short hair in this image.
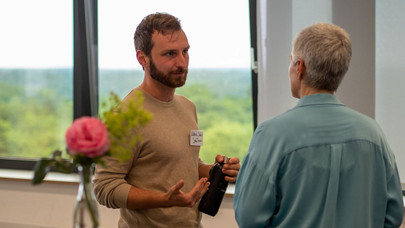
[293,23,352,92]
[134,13,182,57]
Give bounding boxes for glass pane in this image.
[0,0,73,159]
[98,0,253,163]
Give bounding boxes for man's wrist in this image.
[161,191,171,208]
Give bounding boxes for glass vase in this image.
[73,164,99,228]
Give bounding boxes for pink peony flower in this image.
[65,116,110,158]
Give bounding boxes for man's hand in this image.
[165,178,210,207]
[215,154,240,182]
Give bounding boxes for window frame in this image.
[249,0,258,130]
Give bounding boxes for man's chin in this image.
[150,72,187,88]
[156,79,186,88]
[172,80,186,88]
[171,75,187,88]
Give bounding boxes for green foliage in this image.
[32,150,75,185]
[100,91,153,162]
[200,121,253,163]
[0,81,71,158]
[0,68,253,165]
[177,82,253,164]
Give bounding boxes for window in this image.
[0,0,255,169]
[98,0,254,163]
[0,0,73,165]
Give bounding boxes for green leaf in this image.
[54,159,75,173]
[32,158,54,185]
[52,150,63,158]
[72,154,94,166]
[32,150,75,185]
[52,150,75,173]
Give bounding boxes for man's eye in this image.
[183,49,189,54]
[166,51,174,56]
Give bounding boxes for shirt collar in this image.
[296,93,344,108]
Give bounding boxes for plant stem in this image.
[81,164,99,227]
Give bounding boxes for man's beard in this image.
[149,59,188,88]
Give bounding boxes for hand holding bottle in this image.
[198,155,240,216]
[214,154,240,183]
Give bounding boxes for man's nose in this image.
[176,53,188,67]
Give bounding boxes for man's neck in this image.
[298,85,333,98]
[139,77,176,102]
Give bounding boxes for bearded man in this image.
[94,13,240,228]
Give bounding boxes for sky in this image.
[0,0,251,69]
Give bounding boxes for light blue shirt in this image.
[234,94,403,228]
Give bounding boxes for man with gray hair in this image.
[233,23,403,227]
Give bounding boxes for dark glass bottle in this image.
[198,156,229,216]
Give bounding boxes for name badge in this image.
[190,130,203,146]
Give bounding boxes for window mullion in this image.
[73,0,98,119]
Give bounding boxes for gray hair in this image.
[292,23,352,92]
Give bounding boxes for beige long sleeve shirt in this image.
[94,88,205,228]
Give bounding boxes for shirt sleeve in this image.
[198,157,206,167]
[384,162,404,227]
[233,152,277,228]
[93,155,133,209]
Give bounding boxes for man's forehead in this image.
[152,30,187,42]
[152,30,189,46]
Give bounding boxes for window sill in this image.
[225,184,235,197]
[0,168,79,184]
[0,168,236,196]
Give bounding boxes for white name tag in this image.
[190,130,203,146]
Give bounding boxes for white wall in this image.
[257,0,405,183]
[258,0,375,122]
[375,0,405,183]
[0,178,238,228]
[333,0,376,118]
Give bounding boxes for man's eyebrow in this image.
[160,48,176,53]
[161,45,190,53]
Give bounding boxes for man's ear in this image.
[136,50,149,69]
[296,59,306,79]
